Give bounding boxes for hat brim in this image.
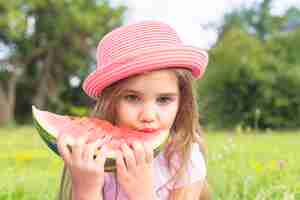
[83,45,208,98]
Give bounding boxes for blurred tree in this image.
[262,28,300,128]
[198,1,300,129]
[218,0,286,42]
[0,0,126,125]
[198,28,268,129]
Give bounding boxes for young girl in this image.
[57,21,209,200]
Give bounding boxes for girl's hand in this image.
[57,132,111,200]
[116,141,155,200]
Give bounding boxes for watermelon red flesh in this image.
[32,106,169,171]
[35,109,162,150]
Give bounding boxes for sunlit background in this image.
[1,1,300,199]
[113,0,300,48]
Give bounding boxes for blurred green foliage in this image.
[1,0,300,130]
[197,1,300,129]
[0,0,126,125]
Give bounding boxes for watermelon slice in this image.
[32,106,169,172]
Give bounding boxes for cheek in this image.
[159,103,179,125]
[116,102,137,125]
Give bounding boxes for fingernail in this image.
[65,136,74,145]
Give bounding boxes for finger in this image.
[97,134,112,150]
[57,133,72,165]
[121,143,136,170]
[144,142,154,163]
[132,141,146,165]
[72,133,91,162]
[116,150,127,174]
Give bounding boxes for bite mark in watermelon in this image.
[32,106,169,172]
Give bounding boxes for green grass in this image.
[0,126,62,200]
[206,130,300,199]
[1,126,299,199]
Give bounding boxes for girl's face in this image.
[115,69,180,134]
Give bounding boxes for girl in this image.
[57,21,209,200]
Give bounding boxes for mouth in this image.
[138,128,160,133]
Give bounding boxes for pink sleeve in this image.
[171,143,207,188]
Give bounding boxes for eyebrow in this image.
[122,89,179,96]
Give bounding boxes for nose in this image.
[139,103,156,124]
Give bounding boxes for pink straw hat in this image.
[82,20,209,98]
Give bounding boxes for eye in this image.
[123,94,140,102]
[157,96,173,104]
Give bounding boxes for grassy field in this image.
[0,126,299,200]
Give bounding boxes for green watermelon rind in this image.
[32,106,169,172]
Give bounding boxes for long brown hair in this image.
[161,69,210,200]
[57,68,210,200]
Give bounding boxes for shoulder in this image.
[156,142,207,188]
[189,142,207,170]
[152,143,208,198]
[182,142,207,184]
[169,143,208,198]
[156,142,207,173]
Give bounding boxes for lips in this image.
[138,128,160,133]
